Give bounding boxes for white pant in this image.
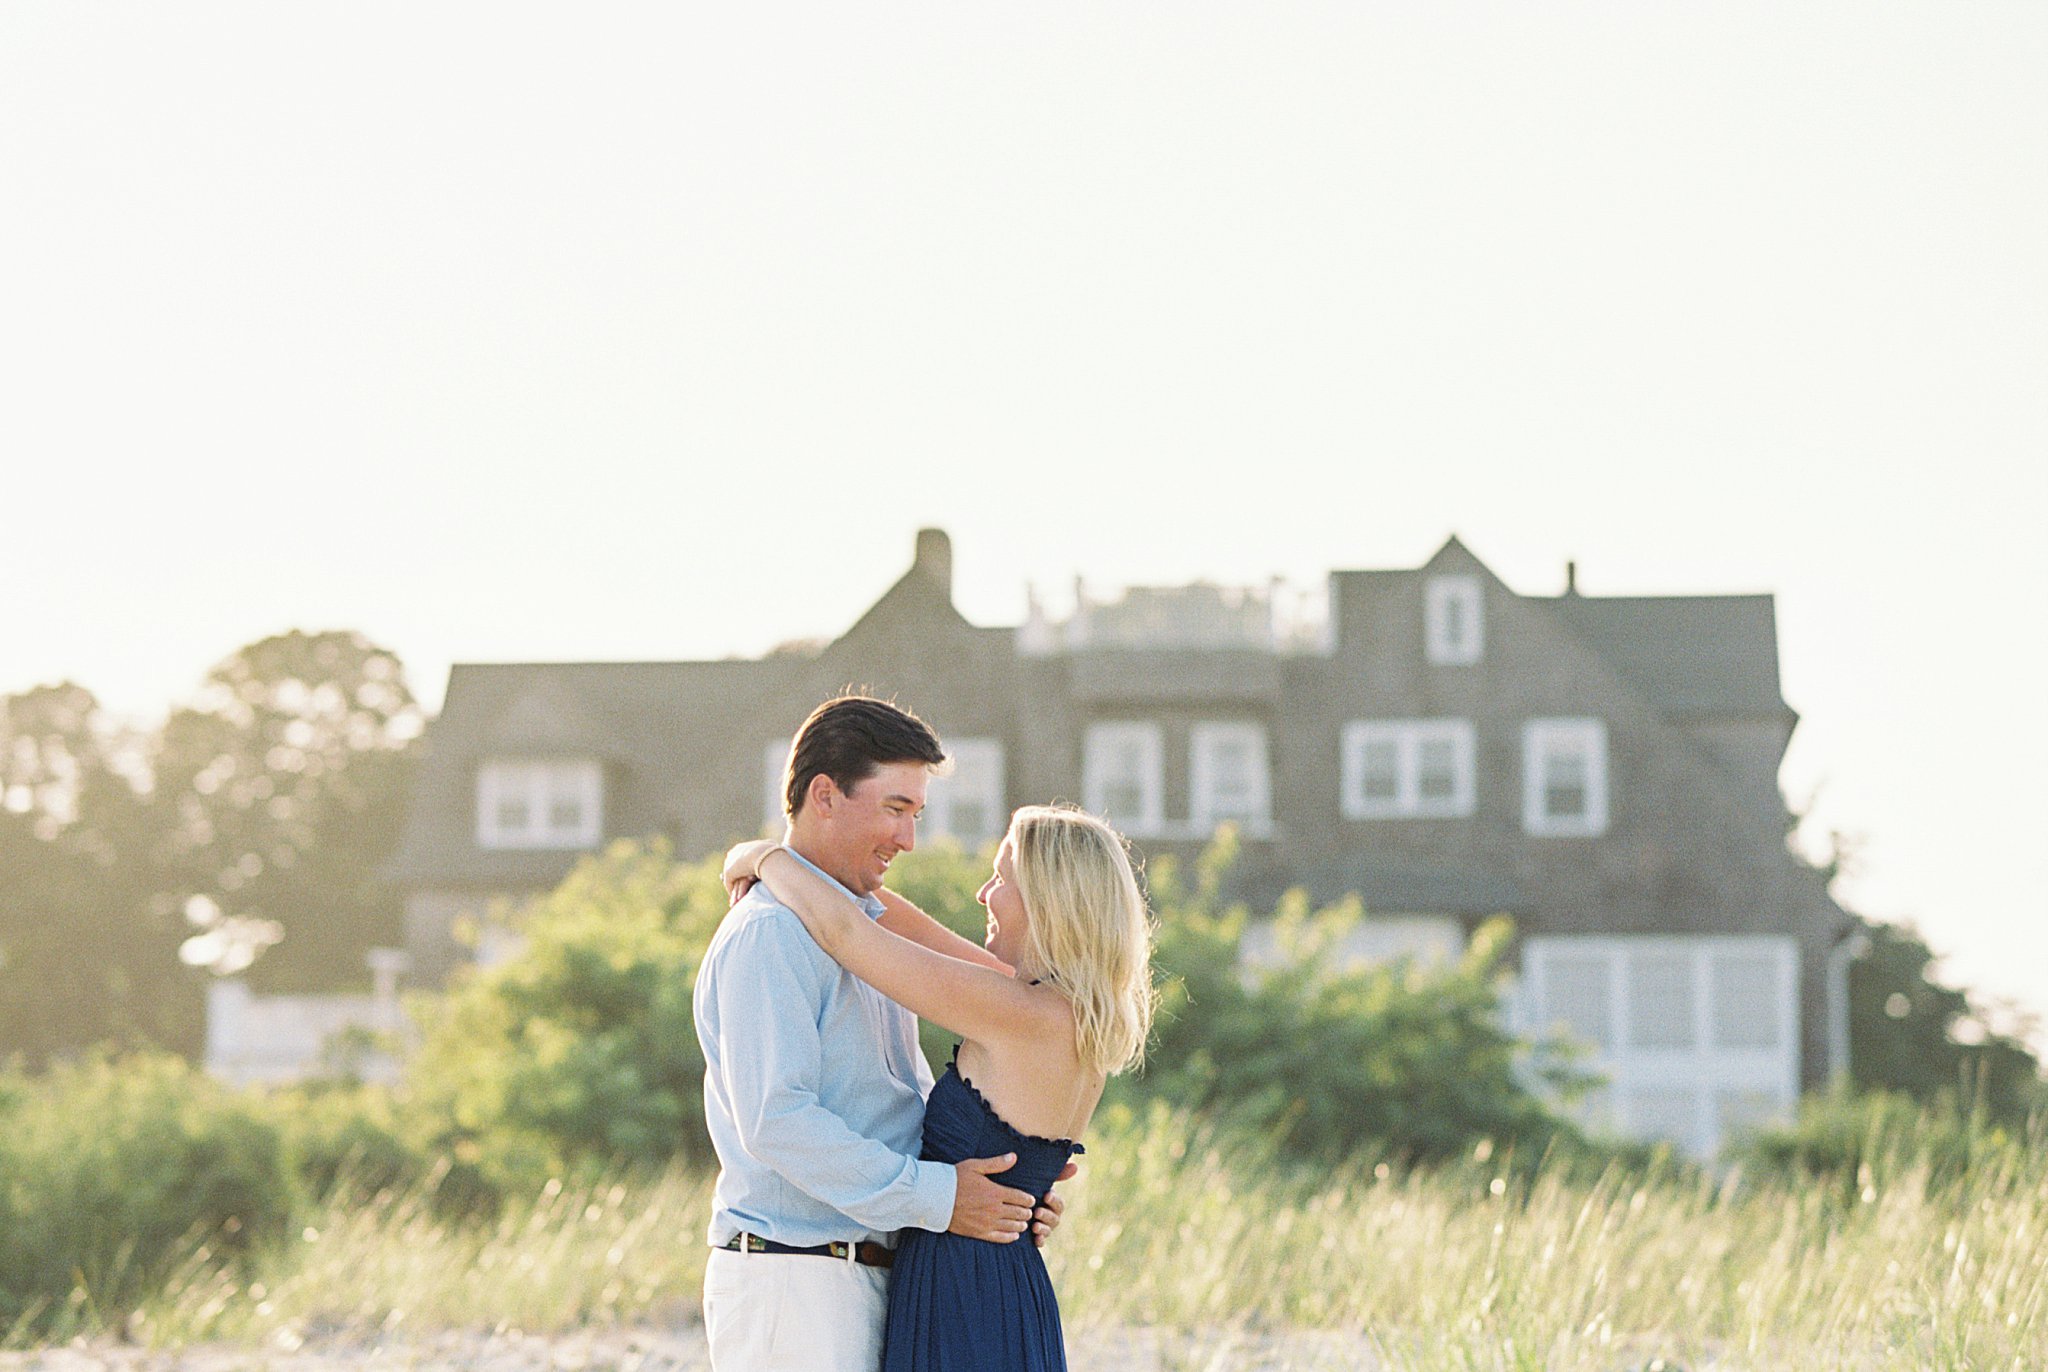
[702,1246,889,1372]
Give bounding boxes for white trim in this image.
[1825,933,1865,1085]
[762,738,793,837]
[1083,722,1165,837]
[1522,718,1609,836]
[1425,575,1484,665]
[925,738,1006,846]
[1189,722,1272,837]
[1520,935,1799,1157]
[1339,719,1475,819]
[476,758,602,850]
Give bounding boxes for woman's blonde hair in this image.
[1008,805,1156,1076]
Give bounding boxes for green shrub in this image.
[0,1053,295,1337]
[1726,1086,2048,1201]
[265,1083,425,1203]
[394,831,1589,1191]
[882,837,1004,1073]
[885,832,1586,1168]
[1120,836,1584,1166]
[401,840,729,1194]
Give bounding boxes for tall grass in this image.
[110,1102,2048,1371]
[134,1169,714,1350]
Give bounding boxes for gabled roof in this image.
[1550,593,1795,720]
[429,657,773,755]
[385,530,1001,887]
[1337,536,1795,723]
[382,657,778,883]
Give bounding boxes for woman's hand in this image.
[722,839,778,906]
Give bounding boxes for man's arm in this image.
[705,916,1035,1240]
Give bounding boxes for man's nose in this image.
[898,815,917,851]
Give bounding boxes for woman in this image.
[722,804,1155,1372]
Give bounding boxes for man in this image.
[694,695,1060,1371]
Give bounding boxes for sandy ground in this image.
[0,1323,1387,1372]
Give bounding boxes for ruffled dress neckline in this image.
[946,1043,1086,1154]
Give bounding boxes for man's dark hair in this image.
[782,695,947,818]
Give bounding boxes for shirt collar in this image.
[783,845,888,920]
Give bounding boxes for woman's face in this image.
[977,837,1031,971]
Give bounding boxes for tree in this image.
[150,630,422,993]
[0,683,194,1060]
[0,631,425,1063]
[1795,808,2040,1121]
[1849,919,2042,1123]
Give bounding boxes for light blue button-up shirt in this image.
[695,849,956,1247]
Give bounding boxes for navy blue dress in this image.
[881,1052,1085,1372]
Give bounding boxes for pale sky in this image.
[4,4,2045,1044]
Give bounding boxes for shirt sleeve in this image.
[703,914,957,1234]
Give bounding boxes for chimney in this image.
[1564,560,1579,596]
[914,527,953,596]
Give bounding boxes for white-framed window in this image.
[476,759,602,850]
[1518,936,1799,1157]
[762,738,793,835]
[1084,722,1165,836]
[1189,722,1271,836]
[1522,718,1609,835]
[1425,575,1483,665]
[925,738,1005,847]
[1340,720,1475,819]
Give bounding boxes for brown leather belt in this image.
[717,1233,895,1268]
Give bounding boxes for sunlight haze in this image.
[4,3,2044,1042]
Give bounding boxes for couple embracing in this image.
[693,695,1157,1371]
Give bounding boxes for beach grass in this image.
[102,1104,2048,1371]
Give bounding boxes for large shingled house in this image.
[383,528,1854,1155]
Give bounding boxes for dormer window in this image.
[1426,575,1483,665]
[1523,719,1609,836]
[477,759,602,850]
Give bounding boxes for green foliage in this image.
[264,1083,431,1205]
[884,838,1000,1071]
[0,631,422,1064]
[1120,834,1581,1166]
[153,630,422,995]
[395,830,1578,1190]
[1847,919,2042,1124]
[1725,1085,2048,1201]
[0,684,199,1061]
[879,833,1582,1167]
[0,1054,295,1338]
[401,841,730,1194]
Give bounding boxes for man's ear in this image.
[806,772,841,816]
